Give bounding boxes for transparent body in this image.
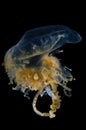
[4,25,82,118]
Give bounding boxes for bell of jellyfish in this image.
[4,25,82,118]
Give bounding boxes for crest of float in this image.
[4,25,82,118]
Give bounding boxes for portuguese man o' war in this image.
[4,25,82,118]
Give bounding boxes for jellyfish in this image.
[4,25,82,118]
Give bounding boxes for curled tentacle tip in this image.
[63,89,72,97]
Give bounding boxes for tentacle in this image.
[50,97,60,118]
[48,79,61,118]
[49,88,61,118]
[32,85,61,118]
[32,89,50,117]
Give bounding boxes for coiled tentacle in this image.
[32,88,50,117]
[32,85,61,118]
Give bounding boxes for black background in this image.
[0,2,85,129]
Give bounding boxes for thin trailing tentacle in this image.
[32,89,49,117]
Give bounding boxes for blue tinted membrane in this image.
[12,25,81,59]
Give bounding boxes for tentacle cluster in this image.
[10,55,73,118]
